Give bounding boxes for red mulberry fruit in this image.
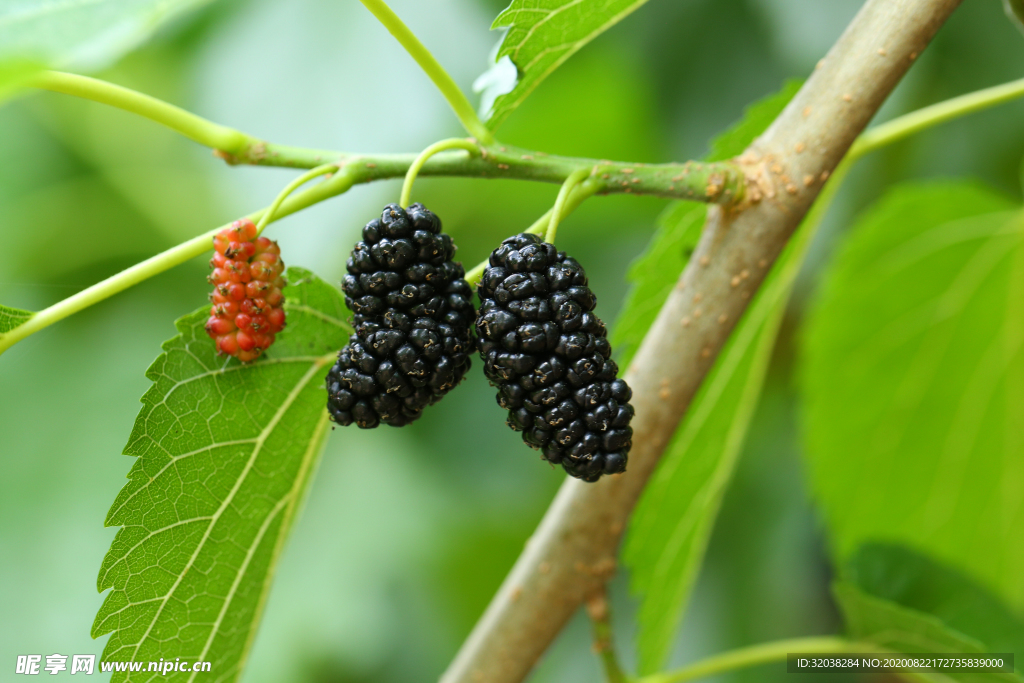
[205,218,287,362]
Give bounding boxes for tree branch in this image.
[31,72,744,203]
[438,2,964,682]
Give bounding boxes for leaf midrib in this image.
[123,356,330,663]
[195,408,332,683]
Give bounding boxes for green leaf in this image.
[93,267,348,682]
[611,202,704,369]
[835,584,986,654]
[618,81,802,674]
[835,580,1022,682]
[802,181,1024,611]
[0,0,216,103]
[623,217,814,675]
[0,304,34,335]
[478,0,654,130]
[706,79,803,161]
[846,543,1024,658]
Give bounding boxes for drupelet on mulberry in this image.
[205,218,287,362]
[476,233,634,482]
[326,203,476,428]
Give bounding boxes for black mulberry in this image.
[326,203,476,428]
[476,233,634,481]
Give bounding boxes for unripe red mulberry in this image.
[205,219,287,362]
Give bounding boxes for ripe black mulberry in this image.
[326,203,475,428]
[476,233,633,481]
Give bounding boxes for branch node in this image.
[212,149,240,165]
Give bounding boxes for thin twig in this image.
[0,169,357,356]
[29,71,744,202]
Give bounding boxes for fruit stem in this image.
[256,164,340,234]
[399,138,480,208]
[464,178,600,287]
[0,169,358,357]
[546,168,592,244]
[357,0,495,144]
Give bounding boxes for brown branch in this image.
[439,1,964,682]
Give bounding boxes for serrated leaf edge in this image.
[486,0,651,129]
[93,355,332,655]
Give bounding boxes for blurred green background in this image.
[2,0,1023,681]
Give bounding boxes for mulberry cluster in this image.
[476,233,634,482]
[205,218,286,362]
[326,203,476,428]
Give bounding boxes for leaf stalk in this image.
[463,179,600,287]
[585,589,629,683]
[356,0,494,144]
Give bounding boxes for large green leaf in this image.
[0,304,34,335]
[833,584,1021,683]
[0,0,217,101]
[477,0,654,130]
[836,546,1024,682]
[620,81,803,675]
[93,267,349,682]
[802,182,1024,610]
[846,543,1024,658]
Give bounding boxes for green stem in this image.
[639,636,881,683]
[585,591,629,683]
[357,0,494,144]
[28,71,744,199]
[546,168,592,243]
[32,71,252,154]
[399,138,480,207]
[464,178,600,286]
[0,169,357,356]
[31,71,339,167]
[256,164,340,233]
[852,76,1024,157]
